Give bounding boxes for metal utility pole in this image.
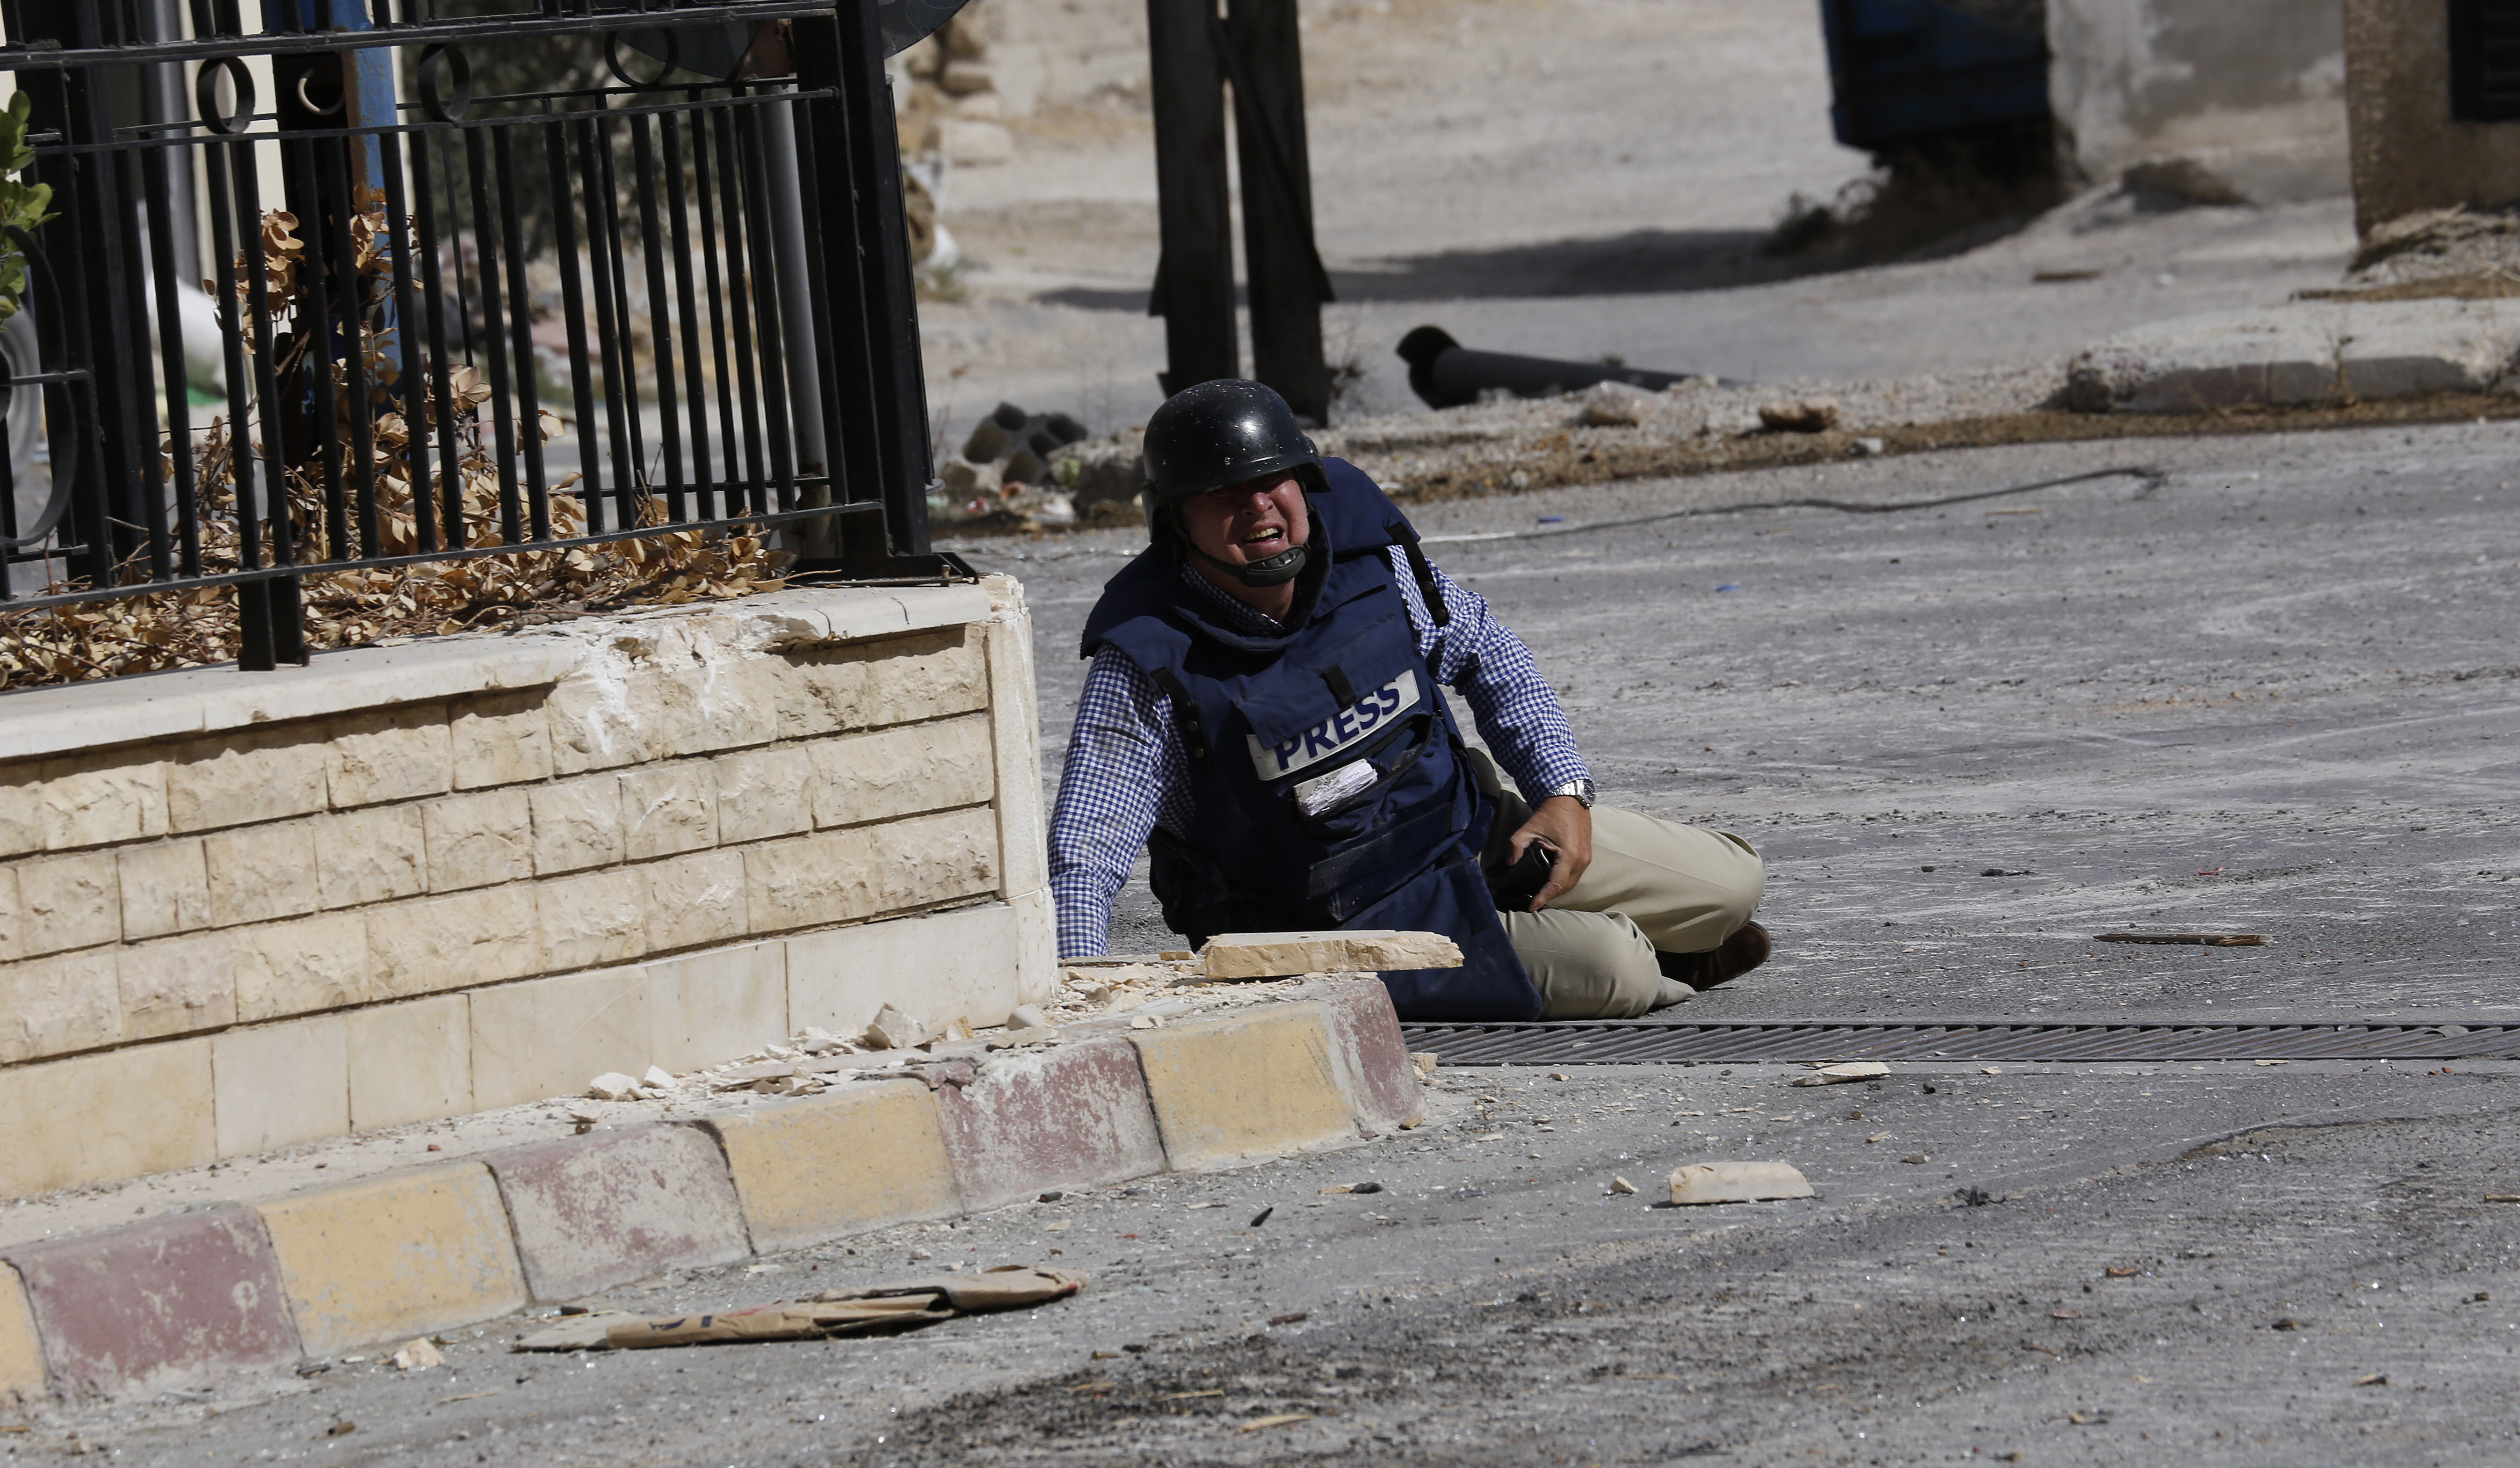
[1145,0,1332,420]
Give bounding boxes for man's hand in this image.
[1506,795,1593,911]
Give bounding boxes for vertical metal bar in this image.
[377,117,435,554]
[117,146,174,582]
[1144,0,1238,393]
[461,124,521,543]
[545,114,604,530]
[778,89,856,517]
[491,123,547,538]
[804,0,936,559]
[404,111,467,552]
[142,139,201,577]
[733,101,795,510]
[658,108,713,520]
[319,133,380,560]
[709,96,766,514]
[201,136,262,574]
[577,113,637,527]
[628,112,686,522]
[233,138,308,666]
[285,130,351,562]
[688,105,744,518]
[594,112,650,514]
[1224,0,1331,422]
[437,129,473,365]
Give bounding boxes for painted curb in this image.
[0,982,1420,1400]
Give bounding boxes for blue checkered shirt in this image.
[1049,551,1591,958]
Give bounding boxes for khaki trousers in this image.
[1484,784,1766,1020]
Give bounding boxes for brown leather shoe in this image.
[1655,921,1771,989]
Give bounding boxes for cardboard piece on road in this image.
[1668,1161,1814,1205]
[1202,930,1462,980]
[511,1266,1087,1352]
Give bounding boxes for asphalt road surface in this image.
[55,420,2520,1465]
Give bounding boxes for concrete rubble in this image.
[1200,930,1465,981]
[1667,1160,1816,1205]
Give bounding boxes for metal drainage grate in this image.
[1397,1022,2520,1066]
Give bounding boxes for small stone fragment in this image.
[587,1072,640,1101]
[1201,929,1463,980]
[1579,378,1658,426]
[1667,1160,1815,1205]
[1792,1061,1889,1087]
[867,1005,935,1050]
[641,1065,676,1090]
[1609,1176,1638,1195]
[1900,1154,1931,1164]
[1758,397,1838,433]
[390,1337,443,1371]
[1410,1052,1440,1078]
[1007,1004,1048,1031]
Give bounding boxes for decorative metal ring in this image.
[605,29,679,89]
[0,227,79,551]
[416,44,473,123]
[293,61,347,119]
[195,56,256,136]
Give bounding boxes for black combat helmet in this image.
[1140,379,1328,586]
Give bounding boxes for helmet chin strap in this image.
[1190,541,1308,587]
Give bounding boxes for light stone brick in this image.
[0,1039,215,1199]
[16,852,120,958]
[167,727,328,833]
[232,912,370,1022]
[367,886,540,1000]
[325,704,452,808]
[654,656,787,757]
[646,942,787,1073]
[347,994,472,1131]
[787,902,1020,1039]
[619,765,717,860]
[117,838,211,940]
[422,789,534,893]
[744,807,998,936]
[450,688,554,790]
[36,754,169,850]
[808,713,994,830]
[986,616,1051,901]
[312,805,427,909]
[0,867,20,962]
[545,666,661,775]
[538,866,647,972]
[643,849,746,953]
[0,775,39,859]
[213,1016,350,1156]
[529,775,624,875]
[0,947,121,1065]
[468,966,651,1110]
[711,746,814,845]
[791,627,988,735]
[119,930,237,1041]
[203,820,320,928]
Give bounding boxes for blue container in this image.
[1815,0,2050,152]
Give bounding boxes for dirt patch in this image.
[1379,392,2520,506]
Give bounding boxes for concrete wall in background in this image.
[0,580,1054,1201]
[2342,0,2520,234]
[2048,0,2349,201]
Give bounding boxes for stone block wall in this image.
[0,579,1053,1200]
[2343,0,2520,234]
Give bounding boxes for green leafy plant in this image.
[0,90,58,326]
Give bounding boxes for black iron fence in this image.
[0,0,960,673]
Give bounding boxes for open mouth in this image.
[1239,526,1287,549]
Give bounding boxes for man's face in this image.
[1178,471,1310,565]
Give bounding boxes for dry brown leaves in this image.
[6,197,787,693]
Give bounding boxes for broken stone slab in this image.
[1757,397,1838,432]
[866,1004,936,1050]
[1791,1061,1890,1087]
[587,1072,641,1101]
[1579,378,1658,426]
[1668,1160,1815,1206]
[1201,930,1463,981]
[2062,298,2520,413]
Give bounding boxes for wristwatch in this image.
[1544,777,1597,809]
